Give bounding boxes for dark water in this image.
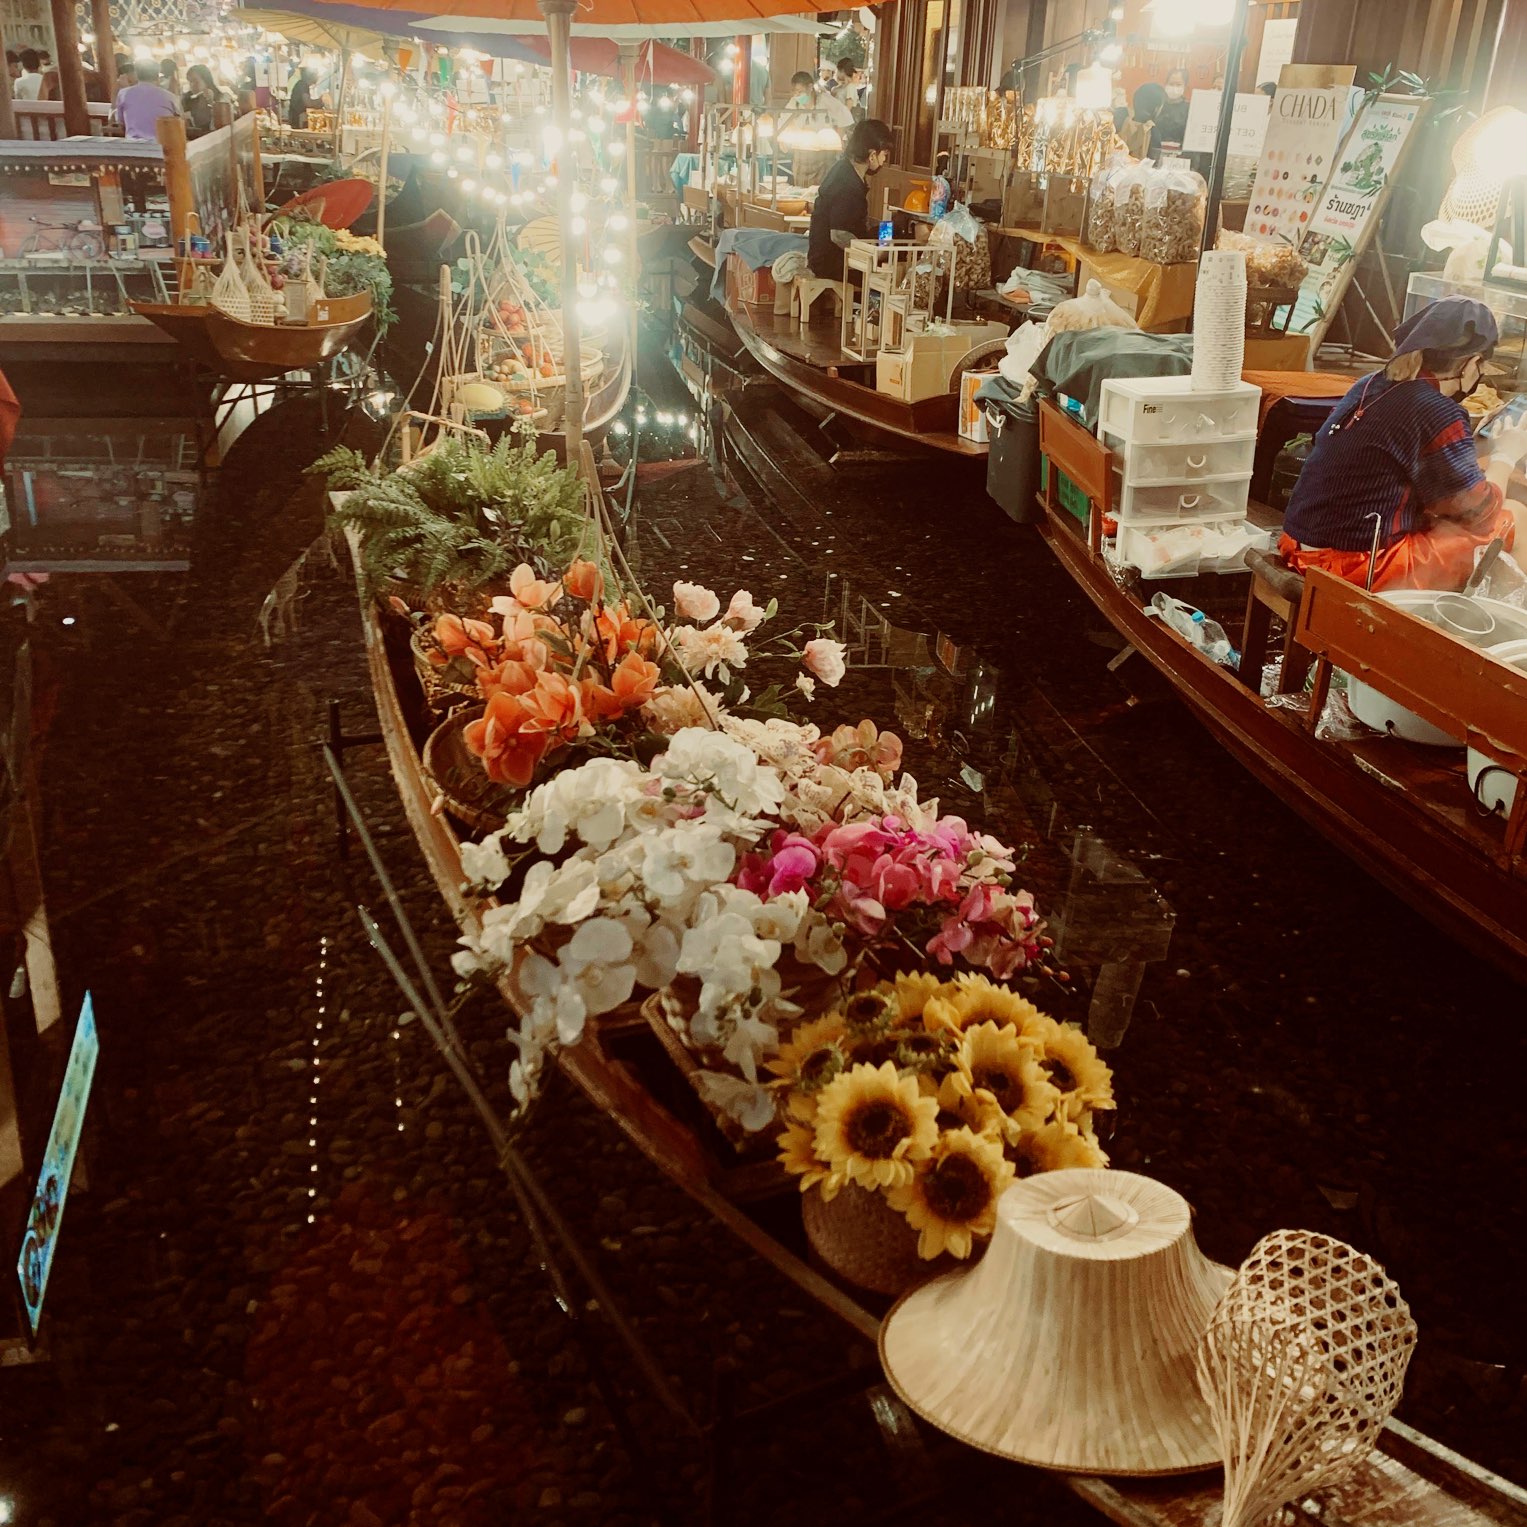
[0,299,1518,1526]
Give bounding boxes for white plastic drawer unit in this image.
[1111,473,1252,524]
[1105,431,1258,485]
[1099,376,1262,444]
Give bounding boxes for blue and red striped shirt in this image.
[1283,374,1495,552]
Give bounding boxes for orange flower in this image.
[463,692,552,787]
[478,657,541,702]
[579,678,623,722]
[508,563,561,611]
[610,652,660,712]
[519,670,585,738]
[564,559,604,602]
[431,613,498,668]
[495,603,561,657]
[587,602,657,663]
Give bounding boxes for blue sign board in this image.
[18,994,98,1336]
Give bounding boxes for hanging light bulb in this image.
[569,190,588,212]
[603,245,622,264]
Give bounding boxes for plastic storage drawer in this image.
[1111,474,1252,525]
[1099,376,1262,445]
[1106,431,1258,485]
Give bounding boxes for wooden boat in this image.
[1035,400,1527,985]
[723,289,989,459]
[131,290,373,383]
[354,531,1527,1527]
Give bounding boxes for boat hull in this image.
[130,292,372,382]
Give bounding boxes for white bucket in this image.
[1466,637,1527,816]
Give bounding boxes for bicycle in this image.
[20,216,104,259]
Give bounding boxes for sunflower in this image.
[766,1013,848,1093]
[842,987,895,1035]
[813,1062,939,1194]
[893,971,948,1023]
[1031,1016,1115,1118]
[923,976,1047,1040]
[888,1127,1015,1260]
[892,1027,956,1076]
[777,1120,831,1192]
[945,1022,1060,1133]
[1007,1119,1108,1179]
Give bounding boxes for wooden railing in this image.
[11,101,115,141]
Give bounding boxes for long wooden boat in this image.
[355,533,1527,1527]
[723,291,989,459]
[131,290,373,382]
[1034,400,1527,985]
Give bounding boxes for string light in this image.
[307,935,328,1228]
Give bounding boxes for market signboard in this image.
[1244,84,1361,246]
[1288,95,1428,342]
[17,993,99,1338]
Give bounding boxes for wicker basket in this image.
[422,708,523,836]
[409,629,481,713]
[802,1182,931,1298]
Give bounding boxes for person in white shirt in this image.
[13,49,44,101]
[787,69,852,129]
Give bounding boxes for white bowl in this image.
[1466,637,1527,815]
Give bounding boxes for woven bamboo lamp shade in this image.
[1196,1229,1418,1527]
[879,1169,1231,1475]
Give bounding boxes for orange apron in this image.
[1279,503,1517,593]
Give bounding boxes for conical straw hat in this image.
[879,1169,1231,1476]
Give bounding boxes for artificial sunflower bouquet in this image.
[774,972,1114,1263]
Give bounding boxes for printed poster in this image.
[1289,96,1426,335]
[1254,18,1299,89]
[1182,90,1271,157]
[1244,85,1360,246]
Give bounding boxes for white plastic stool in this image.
[794,277,844,326]
[773,275,795,316]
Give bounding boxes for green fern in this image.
[310,432,587,604]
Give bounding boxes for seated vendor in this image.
[1280,297,1526,592]
[807,117,893,279]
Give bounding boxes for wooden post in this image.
[539,0,585,463]
[0,29,16,140]
[90,0,116,102]
[332,47,350,160]
[157,113,193,283]
[48,0,90,138]
[618,43,639,358]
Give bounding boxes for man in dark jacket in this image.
[807,117,893,278]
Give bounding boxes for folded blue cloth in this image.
[710,228,809,302]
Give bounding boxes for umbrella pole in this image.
[541,0,585,465]
[333,47,351,162]
[619,44,639,369]
[376,83,393,253]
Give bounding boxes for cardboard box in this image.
[1041,175,1089,237]
[725,253,776,308]
[876,321,1009,403]
[959,370,992,442]
[1001,171,1046,229]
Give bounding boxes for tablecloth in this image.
[710,228,808,302]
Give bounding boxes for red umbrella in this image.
[0,366,17,475]
[273,178,377,230]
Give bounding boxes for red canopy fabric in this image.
[306,0,841,22]
[516,36,716,86]
[0,367,17,476]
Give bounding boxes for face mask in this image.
[1440,356,1485,399]
[1166,84,1184,100]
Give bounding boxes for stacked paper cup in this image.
[1191,249,1248,391]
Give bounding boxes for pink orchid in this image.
[766,834,821,896]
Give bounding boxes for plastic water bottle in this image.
[1149,593,1239,668]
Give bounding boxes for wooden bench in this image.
[1240,547,1314,695]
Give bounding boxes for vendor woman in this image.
[1280,297,1525,591]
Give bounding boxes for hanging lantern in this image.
[396,44,413,72]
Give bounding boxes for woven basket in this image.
[803,1182,930,1298]
[421,708,523,836]
[409,629,481,714]
[210,232,252,321]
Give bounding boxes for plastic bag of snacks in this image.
[1045,277,1138,334]
[928,202,992,293]
[1112,159,1154,258]
[1140,162,1207,265]
[1215,227,1309,287]
[1085,155,1130,253]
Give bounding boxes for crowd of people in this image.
[6,46,231,139]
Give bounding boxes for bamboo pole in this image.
[332,46,350,161]
[619,43,640,367]
[540,0,585,463]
